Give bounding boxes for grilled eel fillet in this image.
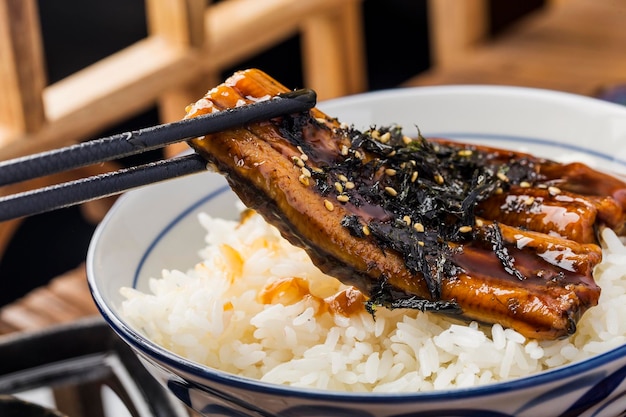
[186,69,626,340]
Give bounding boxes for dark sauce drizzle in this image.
[277,114,543,311]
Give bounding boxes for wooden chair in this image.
[0,0,366,332]
[411,0,626,97]
[0,0,367,266]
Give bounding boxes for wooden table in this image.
[0,265,97,336]
[406,0,626,97]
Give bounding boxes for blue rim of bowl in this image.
[89,128,626,403]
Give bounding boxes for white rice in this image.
[120,209,626,393]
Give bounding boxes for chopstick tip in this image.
[277,88,317,108]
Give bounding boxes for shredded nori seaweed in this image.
[485,221,527,281]
[278,115,540,311]
[365,275,462,314]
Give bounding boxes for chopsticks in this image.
[0,89,316,222]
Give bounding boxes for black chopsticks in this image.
[0,89,317,221]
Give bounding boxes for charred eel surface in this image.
[186,69,626,340]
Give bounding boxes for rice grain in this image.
[120,210,626,393]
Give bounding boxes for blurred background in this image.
[3,3,626,416]
[2,0,624,307]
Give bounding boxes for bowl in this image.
[87,85,626,417]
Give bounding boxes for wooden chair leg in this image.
[337,0,367,95]
[300,0,367,100]
[426,0,488,68]
[0,219,22,266]
[0,0,46,139]
[144,0,206,123]
[145,0,209,157]
[301,13,344,100]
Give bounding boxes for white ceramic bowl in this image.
[87,86,626,417]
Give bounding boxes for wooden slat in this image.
[300,0,366,99]
[0,265,96,336]
[43,38,197,128]
[0,218,21,268]
[146,0,206,47]
[0,0,46,141]
[0,0,368,159]
[20,287,87,323]
[426,0,488,68]
[301,12,347,100]
[0,317,18,335]
[409,0,626,97]
[203,0,358,79]
[203,0,310,69]
[0,304,55,332]
[165,0,367,148]
[336,1,367,95]
[147,0,208,124]
[46,267,100,315]
[203,0,366,100]
[0,37,201,161]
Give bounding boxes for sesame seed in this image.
[520,181,531,188]
[497,172,509,182]
[548,186,561,195]
[324,199,334,211]
[380,132,391,143]
[385,168,397,176]
[354,151,364,160]
[459,225,473,233]
[525,196,535,205]
[414,222,424,233]
[345,181,355,189]
[402,215,411,226]
[311,167,324,173]
[338,174,348,182]
[387,150,397,157]
[385,186,398,197]
[315,117,327,124]
[495,187,503,195]
[363,225,371,236]
[434,174,444,185]
[301,167,311,178]
[402,136,412,145]
[337,194,350,203]
[341,145,349,156]
[334,182,344,193]
[292,156,305,167]
[298,175,309,186]
[457,149,473,157]
[475,218,484,227]
[418,241,425,247]
[370,130,380,139]
[296,146,309,162]
[411,171,419,182]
